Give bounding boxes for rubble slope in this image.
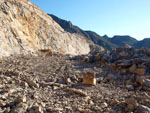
[0,51,150,113]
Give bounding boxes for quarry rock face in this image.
[0,0,90,57]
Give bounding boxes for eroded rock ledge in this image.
[0,0,90,57]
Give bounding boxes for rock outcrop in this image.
[79,46,150,91]
[0,0,90,57]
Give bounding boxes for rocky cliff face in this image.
[0,0,90,57]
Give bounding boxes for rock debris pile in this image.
[81,46,150,91]
[0,47,150,113]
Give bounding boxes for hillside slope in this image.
[50,14,150,50]
[85,31,118,50]
[133,38,150,49]
[108,35,138,47]
[49,14,117,50]
[0,0,90,57]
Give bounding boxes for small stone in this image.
[101,102,108,109]
[89,100,94,105]
[94,55,100,61]
[118,101,127,108]
[52,86,59,90]
[3,108,10,113]
[109,99,119,105]
[0,100,6,107]
[126,85,134,91]
[143,78,150,87]
[82,56,90,62]
[121,69,127,74]
[39,82,50,87]
[125,98,137,106]
[109,109,115,113]
[77,108,91,113]
[13,103,28,113]
[8,89,16,94]
[32,104,43,113]
[50,82,63,87]
[33,93,39,99]
[133,82,138,87]
[136,76,150,87]
[107,73,118,80]
[65,88,87,97]
[85,96,91,102]
[29,109,35,113]
[125,97,138,111]
[137,105,150,113]
[143,86,150,91]
[40,102,46,107]
[127,104,134,111]
[82,72,96,85]
[0,93,9,100]
[65,106,72,110]
[25,78,39,88]
[136,68,146,76]
[144,75,150,79]
[126,79,132,85]
[20,81,29,87]
[66,78,72,84]
[136,76,144,86]
[14,96,27,104]
[52,108,63,113]
[129,64,137,73]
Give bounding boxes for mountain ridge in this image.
[133,38,150,49]
[108,35,138,47]
[49,14,149,50]
[49,14,117,50]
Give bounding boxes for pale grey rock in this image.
[0,0,90,57]
[137,105,150,113]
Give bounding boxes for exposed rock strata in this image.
[0,0,90,57]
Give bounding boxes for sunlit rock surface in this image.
[0,0,90,57]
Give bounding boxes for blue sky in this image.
[30,0,150,40]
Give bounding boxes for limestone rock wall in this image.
[0,0,90,57]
